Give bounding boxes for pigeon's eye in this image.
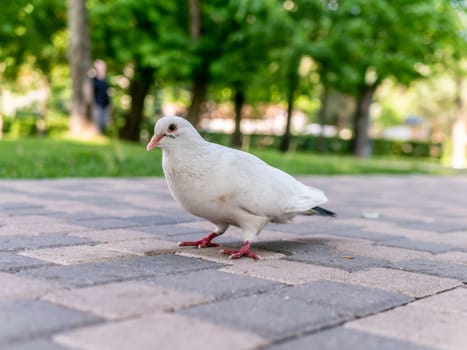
[167,123,177,132]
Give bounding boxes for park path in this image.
[1,176,467,350]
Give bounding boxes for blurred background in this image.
[1,0,466,177]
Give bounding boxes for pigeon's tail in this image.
[307,206,336,217]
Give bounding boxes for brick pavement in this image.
[0,176,466,350]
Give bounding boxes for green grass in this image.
[0,136,464,178]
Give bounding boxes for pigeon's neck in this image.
[162,138,208,158]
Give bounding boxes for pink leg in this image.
[219,241,260,260]
[177,232,220,248]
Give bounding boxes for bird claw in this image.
[219,241,260,260]
[177,232,220,249]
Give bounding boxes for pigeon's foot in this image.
[177,232,220,249]
[219,241,260,260]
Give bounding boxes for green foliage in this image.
[0,0,67,79]
[201,131,440,158]
[89,0,188,77]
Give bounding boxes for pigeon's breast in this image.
[162,152,233,221]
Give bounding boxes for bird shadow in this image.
[254,237,338,256]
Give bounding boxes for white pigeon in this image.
[146,116,335,260]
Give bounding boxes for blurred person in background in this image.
[92,59,111,134]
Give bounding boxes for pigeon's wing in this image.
[212,145,328,218]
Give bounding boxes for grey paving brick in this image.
[145,269,283,299]
[163,231,239,245]
[378,237,456,254]
[285,249,389,272]
[69,217,141,230]
[276,280,412,318]
[0,234,95,252]
[0,299,102,346]
[0,253,53,272]
[19,255,225,287]
[255,239,333,255]
[6,339,70,350]
[267,222,360,235]
[180,294,343,340]
[0,203,44,215]
[127,215,193,226]
[55,312,266,350]
[331,229,400,242]
[267,327,435,350]
[133,223,204,237]
[404,220,467,233]
[390,259,467,282]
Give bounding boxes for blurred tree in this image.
[308,0,462,157]
[68,0,97,136]
[210,0,286,147]
[186,0,207,126]
[0,0,67,79]
[89,0,187,140]
[0,0,67,137]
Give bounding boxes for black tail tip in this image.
[312,206,337,217]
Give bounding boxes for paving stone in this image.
[267,222,360,236]
[0,234,95,252]
[69,217,141,230]
[0,252,53,272]
[404,220,467,233]
[43,281,208,320]
[254,238,340,255]
[181,294,343,340]
[145,269,282,299]
[133,221,205,235]
[0,299,102,346]
[328,229,400,242]
[127,215,194,226]
[267,327,434,350]
[429,251,467,265]
[334,241,432,262]
[68,228,155,243]
[5,339,70,350]
[102,238,180,256]
[347,294,467,350]
[177,246,284,264]
[285,248,389,272]
[19,255,224,287]
[0,272,56,301]
[55,313,267,350]
[275,280,412,318]
[220,259,350,285]
[414,287,467,313]
[342,267,461,298]
[19,245,133,265]
[0,223,88,237]
[390,259,467,282]
[2,216,67,226]
[163,231,239,245]
[378,237,455,254]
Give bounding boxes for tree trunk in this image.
[279,69,298,152]
[231,89,245,148]
[187,77,208,126]
[120,65,154,141]
[350,83,378,157]
[317,85,329,153]
[451,76,466,169]
[68,0,97,137]
[189,0,201,38]
[186,0,207,126]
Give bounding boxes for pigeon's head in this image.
[146,116,203,151]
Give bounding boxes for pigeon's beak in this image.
[146,134,164,151]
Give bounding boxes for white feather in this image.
[150,116,330,242]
